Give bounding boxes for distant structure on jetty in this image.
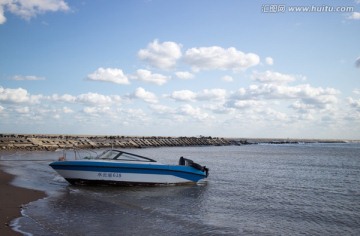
[0,134,349,151]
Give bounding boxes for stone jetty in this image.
[0,134,351,151]
[0,134,238,151]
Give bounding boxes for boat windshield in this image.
[97,150,156,162]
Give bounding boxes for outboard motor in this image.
[179,156,209,177]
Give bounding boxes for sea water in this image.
[1,143,360,235]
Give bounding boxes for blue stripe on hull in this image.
[50,161,206,182]
[65,178,196,186]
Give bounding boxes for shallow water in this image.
[1,143,360,235]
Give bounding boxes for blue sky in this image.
[0,0,359,139]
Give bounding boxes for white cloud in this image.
[355,57,360,68]
[83,106,111,115]
[15,106,30,114]
[262,108,288,122]
[347,97,360,111]
[178,104,209,121]
[205,103,235,114]
[232,100,265,109]
[77,93,113,105]
[0,4,6,24]
[132,69,170,85]
[138,39,182,70]
[197,89,227,102]
[265,57,274,65]
[0,0,69,24]
[0,86,29,103]
[0,86,42,103]
[252,70,296,84]
[168,90,197,102]
[231,84,339,102]
[62,106,73,113]
[348,12,360,20]
[221,75,233,82]
[12,75,45,81]
[175,71,194,80]
[87,67,130,85]
[149,104,174,114]
[167,89,226,102]
[229,83,340,114]
[290,100,315,113]
[131,87,158,103]
[0,105,4,112]
[51,94,76,103]
[184,46,260,72]
[353,88,360,95]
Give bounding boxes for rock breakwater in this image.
[1,134,351,151]
[0,134,236,151]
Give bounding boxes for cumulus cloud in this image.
[12,75,45,81]
[231,84,339,101]
[138,39,182,70]
[132,69,170,85]
[168,90,197,102]
[177,104,209,121]
[0,4,5,24]
[184,46,260,72]
[230,100,265,109]
[262,108,288,122]
[252,70,296,84]
[348,12,360,20]
[15,106,30,114]
[290,100,314,112]
[347,97,360,111]
[149,104,174,115]
[62,106,73,113]
[83,106,111,115]
[175,71,194,80]
[197,89,227,101]
[355,57,360,68]
[0,86,126,110]
[51,94,76,103]
[221,75,233,82]
[77,93,114,105]
[87,67,130,85]
[167,89,227,102]
[131,87,158,104]
[228,83,340,114]
[265,57,274,65]
[0,0,69,24]
[0,86,42,103]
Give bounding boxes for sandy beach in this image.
[0,166,46,235]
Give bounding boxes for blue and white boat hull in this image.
[50,160,208,186]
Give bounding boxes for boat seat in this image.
[179,156,185,165]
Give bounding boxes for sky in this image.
[0,0,359,139]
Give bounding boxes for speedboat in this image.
[49,149,209,186]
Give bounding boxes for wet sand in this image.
[0,167,46,235]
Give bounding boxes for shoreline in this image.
[0,167,46,236]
